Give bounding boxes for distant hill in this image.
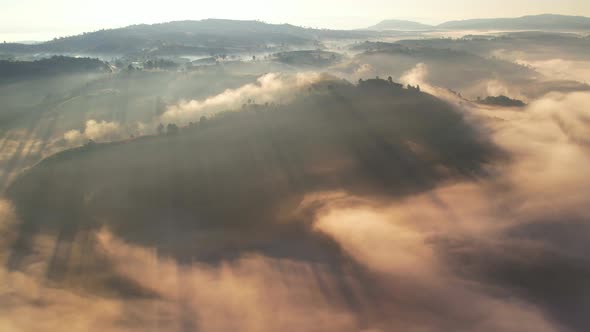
[437,14,590,31]
[368,19,433,31]
[0,19,387,56]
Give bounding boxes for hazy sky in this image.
[1,0,590,41]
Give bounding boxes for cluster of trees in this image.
[157,116,209,136]
[358,76,420,91]
[144,58,178,70]
[241,98,276,110]
[272,50,340,66]
[0,56,110,81]
[121,59,179,71]
[477,95,526,107]
[157,123,179,135]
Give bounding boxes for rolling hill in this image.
[6,79,498,269]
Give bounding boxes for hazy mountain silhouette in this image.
[367,19,433,31]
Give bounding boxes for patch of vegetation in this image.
[0,56,110,82]
[272,50,342,67]
[477,95,526,107]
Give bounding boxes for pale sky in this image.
[1,0,590,41]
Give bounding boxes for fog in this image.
[1,18,590,332]
[162,72,326,125]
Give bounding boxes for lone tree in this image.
[167,123,179,135]
[157,123,164,135]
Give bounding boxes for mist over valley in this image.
[1,7,590,332]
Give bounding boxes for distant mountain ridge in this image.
[437,14,590,30]
[2,15,589,56]
[0,19,386,55]
[368,14,590,31]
